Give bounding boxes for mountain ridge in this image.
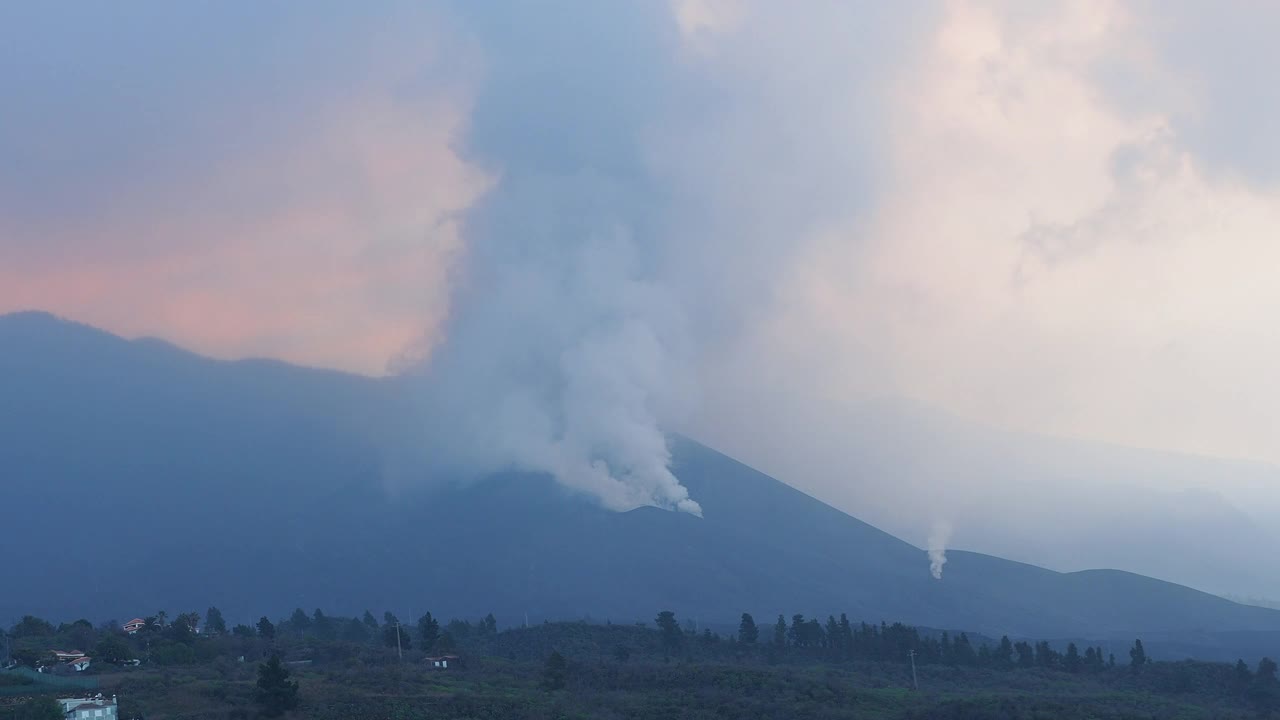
[2,311,1277,661]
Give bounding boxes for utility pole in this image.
[908,649,919,690]
[395,622,403,661]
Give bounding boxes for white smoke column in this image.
[410,216,703,515]
[539,232,703,515]
[397,2,710,515]
[928,521,952,580]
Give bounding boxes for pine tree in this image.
[1129,639,1147,670]
[256,616,275,640]
[789,615,806,648]
[543,651,568,690]
[773,615,787,647]
[1064,642,1081,673]
[655,611,682,658]
[738,613,758,644]
[1035,640,1058,668]
[1014,641,1035,668]
[204,607,227,635]
[996,635,1014,669]
[255,654,299,717]
[418,612,440,650]
[362,610,379,631]
[1249,657,1279,714]
[954,633,977,666]
[805,618,823,649]
[838,614,853,659]
[312,609,334,640]
[824,616,839,655]
[1233,658,1253,693]
[290,608,311,636]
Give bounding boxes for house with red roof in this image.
[122,618,146,634]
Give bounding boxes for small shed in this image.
[424,655,460,669]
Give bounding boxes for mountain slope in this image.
[2,312,1278,660]
[696,388,1280,599]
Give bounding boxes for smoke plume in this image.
[401,1,924,516]
[411,220,702,514]
[928,521,952,580]
[404,2,705,515]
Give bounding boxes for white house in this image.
[58,695,117,720]
[70,657,91,672]
[122,618,146,635]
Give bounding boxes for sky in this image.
[4,1,1280,577]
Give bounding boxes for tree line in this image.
[719,611,1118,672]
[1,607,499,670]
[6,607,1280,716]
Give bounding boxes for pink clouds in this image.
[0,67,489,375]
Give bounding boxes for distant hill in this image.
[2,311,1278,661]
[694,379,1280,601]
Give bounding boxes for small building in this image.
[122,618,146,635]
[70,657,92,672]
[424,655,460,669]
[51,650,85,662]
[58,695,117,720]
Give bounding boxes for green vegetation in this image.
[541,651,567,691]
[0,698,60,720]
[255,655,299,717]
[3,608,1278,719]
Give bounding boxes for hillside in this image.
[7,618,1275,720]
[2,311,1279,660]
